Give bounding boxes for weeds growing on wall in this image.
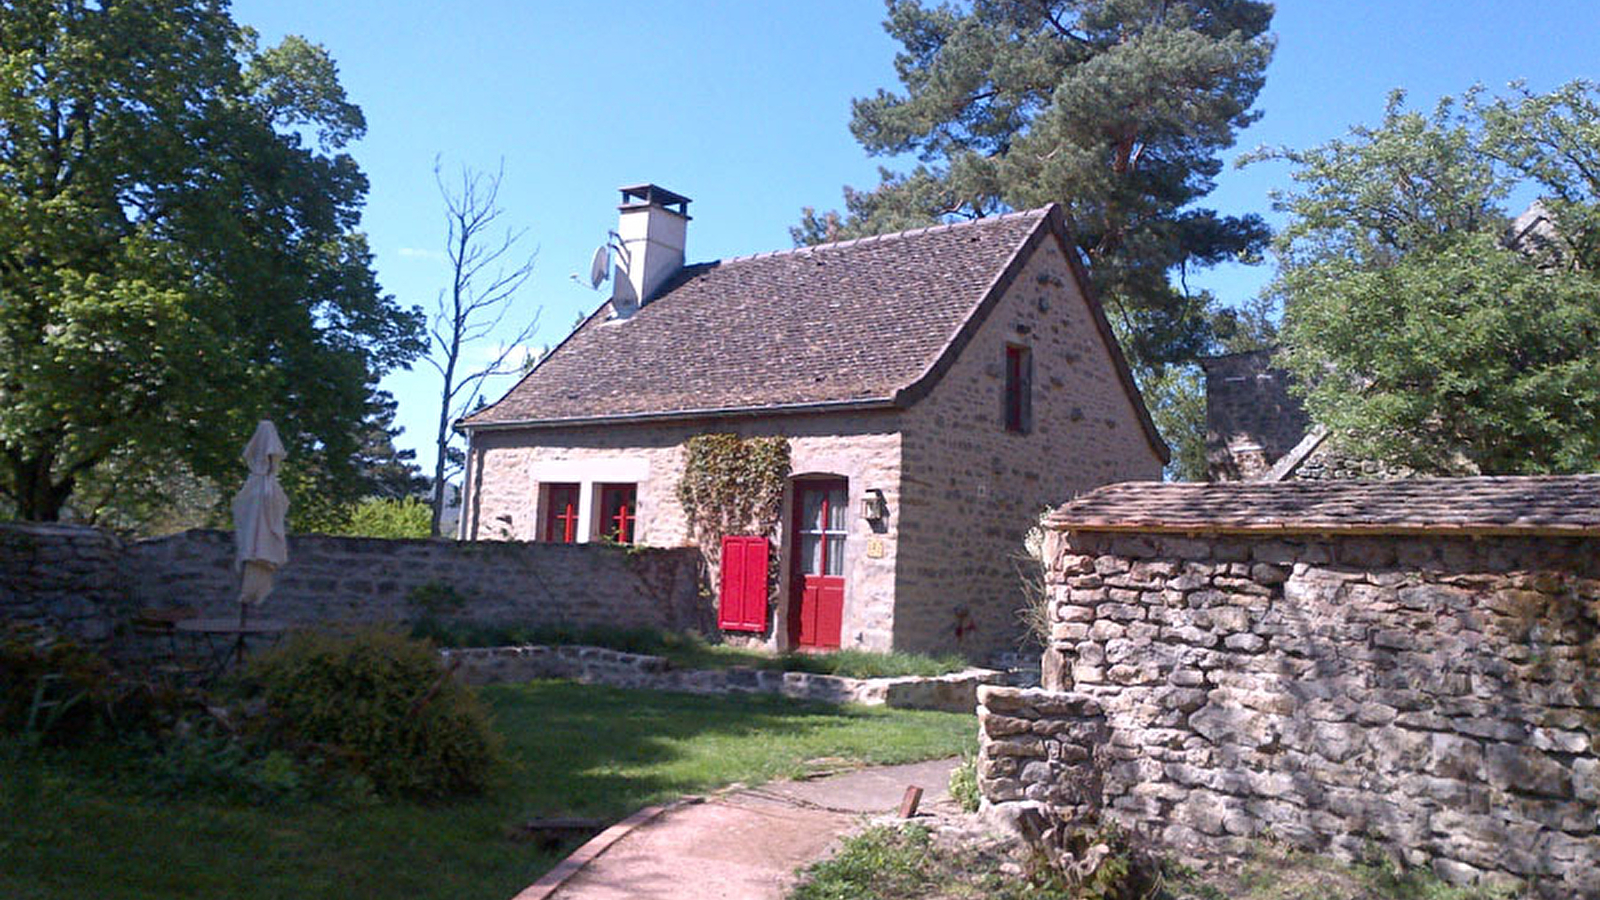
[1013,508,1054,650]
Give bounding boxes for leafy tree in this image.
[424,160,539,536]
[0,0,423,521]
[1262,84,1600,475]
[797,0,1275,372]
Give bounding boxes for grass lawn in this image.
[1,680,974,900]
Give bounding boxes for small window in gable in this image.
[599,483,638,544]
[1004,344,1032,434]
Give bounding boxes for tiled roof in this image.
[1046,476,1600,535]
[463,208,1057,426]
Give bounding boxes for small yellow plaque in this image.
[866,538,885,559]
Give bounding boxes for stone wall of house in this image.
[1200,349,1312,482]
[0,523,133,646]
[461,412,905,652]
[978,529,1600,897]
[1,522,705,653]
[896,232,1165,659]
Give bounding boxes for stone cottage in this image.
[455,185,1168,659]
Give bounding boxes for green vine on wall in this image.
[677,434,791,563]
[678,435,790,631]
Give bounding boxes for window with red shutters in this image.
[717,535,769,632]
[598,483,637,544]
[543,484,580,543]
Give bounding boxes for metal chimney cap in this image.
[618,184,691,218]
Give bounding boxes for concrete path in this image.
[516,757,960,900]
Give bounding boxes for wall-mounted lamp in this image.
[861,489,887,522]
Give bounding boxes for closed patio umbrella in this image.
[231,420,289,627]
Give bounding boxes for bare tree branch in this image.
[426,157,540,536]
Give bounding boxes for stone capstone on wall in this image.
[979,528,1600,898]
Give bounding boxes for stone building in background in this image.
[1199,348,1406,483]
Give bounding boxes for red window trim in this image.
[544,483,579,543]
[599,483,637,544]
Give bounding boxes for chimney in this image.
[612,184,690,317]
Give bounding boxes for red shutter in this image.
[718,535,769,632]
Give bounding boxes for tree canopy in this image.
[1265,83,1600,475]
[796,0,1276,372]
[0,0,424,520]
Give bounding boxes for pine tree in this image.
[798,0,1276,373]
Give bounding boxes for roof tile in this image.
[464,209,1049,426]
[1047,476,1600,535]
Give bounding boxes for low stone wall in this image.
[0,523,131,645]
[978,530,1600,897]
[123,529,705,633]
[1,523,707,655]
[443,644,1004,713]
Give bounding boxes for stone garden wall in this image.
[0,523,133,645]
[978,529,1600,897]
[1,523,706,653]
[443,644,1005,712]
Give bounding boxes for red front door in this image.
[790,480,846,649]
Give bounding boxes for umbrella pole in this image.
[236,599,249,669]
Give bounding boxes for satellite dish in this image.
[588,244,609,289]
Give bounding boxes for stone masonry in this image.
[461,413,904,652]
[979,525,1600,897]
[443,643,1006,713]
[1,523,704,656]
[895,234,1164,657]
[0,523,132,645]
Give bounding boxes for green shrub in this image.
[0,624,163,745]
[244,628,501,799]
[340,496,433,539]
[948,753,980,813]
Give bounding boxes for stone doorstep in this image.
[439,644,1008,713]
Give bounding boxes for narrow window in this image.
[543,483,580,543]
[599,483,638,544]
[1004,344,1032,433]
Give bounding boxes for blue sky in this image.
[229,0,1600,479]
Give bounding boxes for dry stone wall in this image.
[979,529,1600,897]
[0,523,131,645]
[1,523,705,654]
[122,529,704,634]
[444,644,1005,712]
